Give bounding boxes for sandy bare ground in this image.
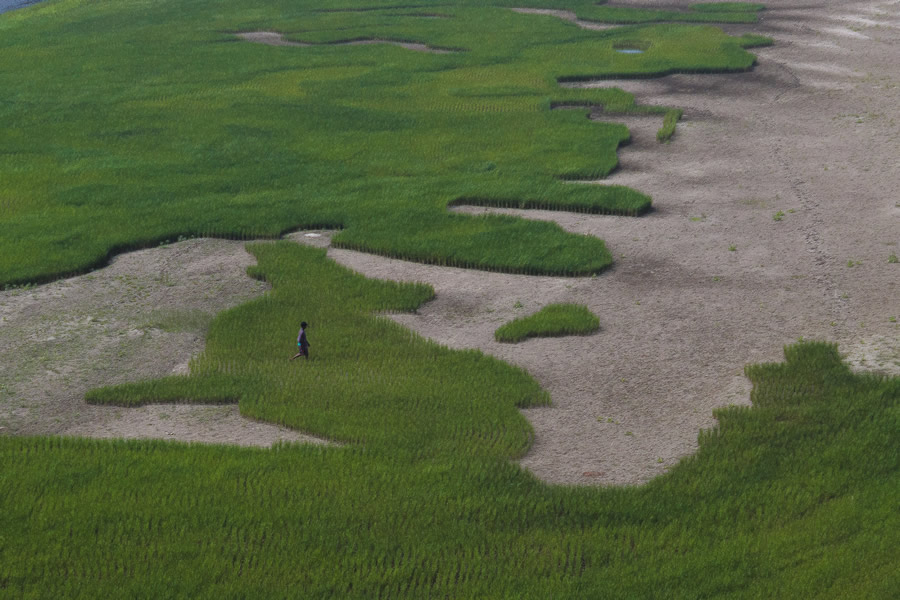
[2,0,897,483]
[0,239,328,447]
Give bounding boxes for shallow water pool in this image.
[0,0,43,14]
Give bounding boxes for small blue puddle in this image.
[615,49,644,54]
[1,0,43,14]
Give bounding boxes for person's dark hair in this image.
[301,321,308,329]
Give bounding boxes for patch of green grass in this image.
[656,108,683,142]
[87,242,550,434]
[735,32,775,48]
[1,242,897,597]
[494,302,600,342]
[889,253,898,264]
[0,0,769,285]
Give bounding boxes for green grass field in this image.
[495,302,600,342]
[0,0,769,285]
[2,242,898,597]
[5,1,896,596]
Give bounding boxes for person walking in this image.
[290,322,310,361]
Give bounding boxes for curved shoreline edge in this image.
[0,0,43,15]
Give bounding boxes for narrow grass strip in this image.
[495,303,600,342]
[657,108,683,142]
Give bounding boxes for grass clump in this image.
[1,243,897,597]
[0,0,770,285]
[656,108,683,142]
[494,302,599,342]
